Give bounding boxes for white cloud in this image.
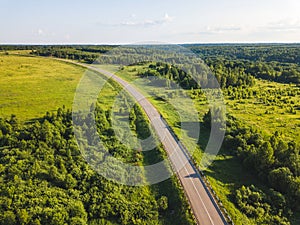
[38,29,44,35]
[119,13,173,27]
[264,18,300,32]
[198,25,242,35]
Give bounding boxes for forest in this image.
[0,106,194,225]
[27,44,300,85]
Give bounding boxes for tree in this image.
[17,209,30,224]
[0,211,16,225]
[157,196,168,211]
[255,141,274,171]
[268,167,293,194]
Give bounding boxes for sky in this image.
[1,0,300,44]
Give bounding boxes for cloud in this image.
[264,18,300,32]
[119,13,173,27]
[198,25,242,35]
[38,29,44,35]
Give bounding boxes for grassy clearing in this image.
[226,80,300,143]
[99,63,300,142]
[0,55,85,121]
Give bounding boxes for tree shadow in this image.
[184,173,198,179]
[204,154,265,202]
[25,116,45,125]
[177,121,210,149]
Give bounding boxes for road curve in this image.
[65,60,227,225]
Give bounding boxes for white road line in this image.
[165,134,215,225]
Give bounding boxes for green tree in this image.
[157,196,168,211]
[268,167,293,194]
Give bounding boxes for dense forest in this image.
[0,106,193,225]
[27,44,300,85]
[186,44,300,64]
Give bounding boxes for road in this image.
[70,61,228,225]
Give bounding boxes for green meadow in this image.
[0,54,86,121]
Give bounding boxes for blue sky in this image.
[1,0,300,44]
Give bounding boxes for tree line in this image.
[25,44,300,85]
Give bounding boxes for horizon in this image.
[1,42,300,46]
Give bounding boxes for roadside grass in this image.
[98,63,300,225]
[95,76,196,225]
[95,64,201,152]
[0,55,85,121]
[204,155,256,225]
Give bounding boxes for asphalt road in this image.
[72,61,227,225]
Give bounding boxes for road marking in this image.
[95,65,222,225]
[164,134,215,225]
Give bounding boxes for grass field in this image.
[0,54,86,121]
[226,80,300,144]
